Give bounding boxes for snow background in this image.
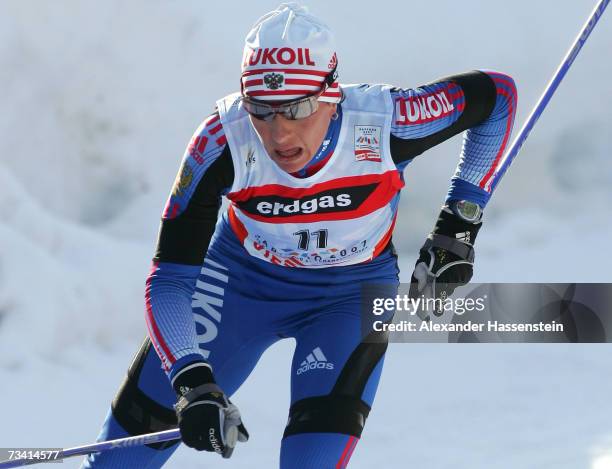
[1,0,611,467]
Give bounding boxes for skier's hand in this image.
[172,362,249,458]
[410,205,482,320]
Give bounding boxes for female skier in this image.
[82,3,516,468]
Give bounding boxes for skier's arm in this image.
[145,113,249,457]
[390,69,517,208]
[391,71,518,309]
[144,113,234,380]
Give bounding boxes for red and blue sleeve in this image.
[144,113,235,379]
[390,70,517,208]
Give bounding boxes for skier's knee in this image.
[283,395,371,438]
[111,338,178,450]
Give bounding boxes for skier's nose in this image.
[269,114,294,145]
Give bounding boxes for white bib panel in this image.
[217,84,404,268]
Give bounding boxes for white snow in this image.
[1,0,611,467]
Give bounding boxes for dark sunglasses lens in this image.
[243,95,319,121]
[282,97,318,120]
[243,100,274,120]
[251,112,275,121]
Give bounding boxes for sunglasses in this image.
[241,92,322,122]
[241,67,339,122]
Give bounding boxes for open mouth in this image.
[275,147,303,160]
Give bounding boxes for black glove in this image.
[172,362,249,458]
[410,205,482,320]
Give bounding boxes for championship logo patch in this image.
[172,162,194,198]
[354,125,382,162]
[263,72,285,90]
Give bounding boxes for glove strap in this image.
[174,383,225,413]
[422,234,475,263]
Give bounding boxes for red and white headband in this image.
[241,4,341,103]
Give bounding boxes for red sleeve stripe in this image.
[208,123,223,135]
[144,319,170,372]
[144,262,175,370]
[163,201,180,219]
[487,72,518,94]
[201,113,220,129]
[477,80,517,190]
[343,437,359,468]
[336,436,359,469]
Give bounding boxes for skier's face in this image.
[250,102,337,173]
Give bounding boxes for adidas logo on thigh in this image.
[296,347,334,375]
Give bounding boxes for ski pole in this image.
[489,0,609,192]
[0,429,181,468]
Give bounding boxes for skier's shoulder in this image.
[163,112,233,220]
[185,110,229,168]
[340,83,393,113]
[215,91,247,124]
[390,70,516,103]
